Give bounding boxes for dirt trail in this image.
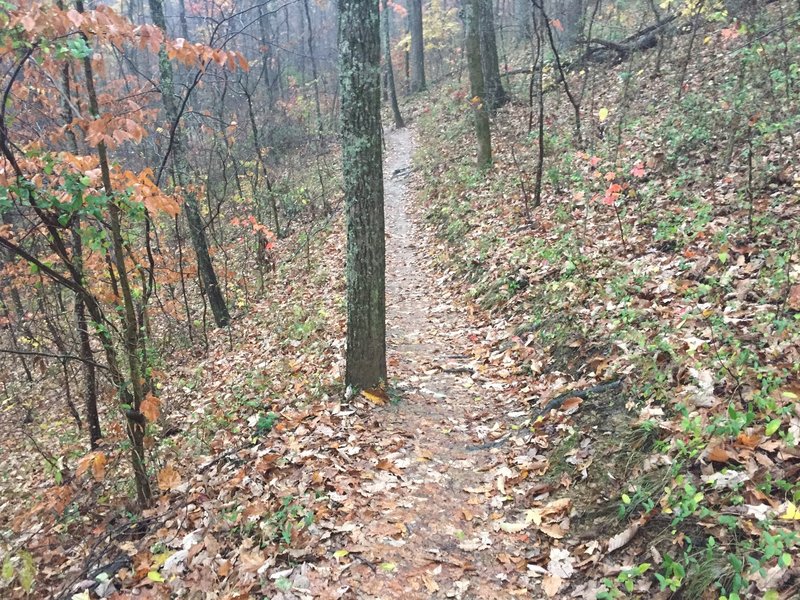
[328,128,534,599]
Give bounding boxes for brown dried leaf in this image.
[157,463,181,491]
[607,523,640,553]
[542,574,563,597]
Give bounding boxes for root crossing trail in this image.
[325,128,536,598]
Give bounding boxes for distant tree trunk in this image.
[516,0,532,41]
[258,6,282,110]
[409,0,426,92]
[478,0,508,110]
[339,0,387,388]
[303,0,324,141]
[548,0,584,49]
[147,0,230,327]
[177,0,189,39]
[466,0,492,169]
[382,0,405,128]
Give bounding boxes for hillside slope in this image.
[409,2,800,597]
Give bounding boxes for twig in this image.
[0,347,110,371]
[198,440,259,473]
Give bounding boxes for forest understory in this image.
[1,0,800,598]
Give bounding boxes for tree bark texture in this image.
[478,0,508,110]
[466,0,492,169]
[339,0,387,388]
[409,0,426,92]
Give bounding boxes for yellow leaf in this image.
[779,502,800,520]
[333,549,349,558]
[598,107,609,122]
[361,387,389,405]
[525,508,543,526]
[151,552,171,569]
[147,571,165,582]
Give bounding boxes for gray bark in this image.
[383,0,405,128]
[478,0,508,110]
[409,0,426,92]
[466,0,492,168]
[339,0,387,388]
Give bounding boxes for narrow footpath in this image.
[326,128,541,599]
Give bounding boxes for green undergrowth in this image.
[412,5,800,596]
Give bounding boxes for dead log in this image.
[578,14,677,65]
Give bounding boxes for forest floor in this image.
[318,127,546,597]
[291,127,606,598]
[4,8,800,596]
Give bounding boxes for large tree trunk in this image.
[147,0,230,327]
[338,0,387,389]
[466,0,492,168]
[409,0,426,92]
[382,0,405,128]
[478,0,508,110]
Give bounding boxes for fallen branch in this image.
[466,380,623,451]
[576,15,677,65]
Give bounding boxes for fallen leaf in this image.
[779,502,800,520]
[542,574,563,597]
[147,571,165,583]
[91,452,107,482]
[560,396,582,414]
[377,458,402,476]
[499,520,529,533]
[361,388,390,405]
[540,523,567,539]
[706,444,732,463]
[607,523,640,552]
[157,463,181,491]
[547,547,574,578]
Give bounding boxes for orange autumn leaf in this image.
[157,463,181,491]
[76,451,106,482]
[141,392,160,422]
[92,452,107,482]
[376,458,402,476]
[559,396,582,414]
[736,431,762,449]
[707,444,732,463]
